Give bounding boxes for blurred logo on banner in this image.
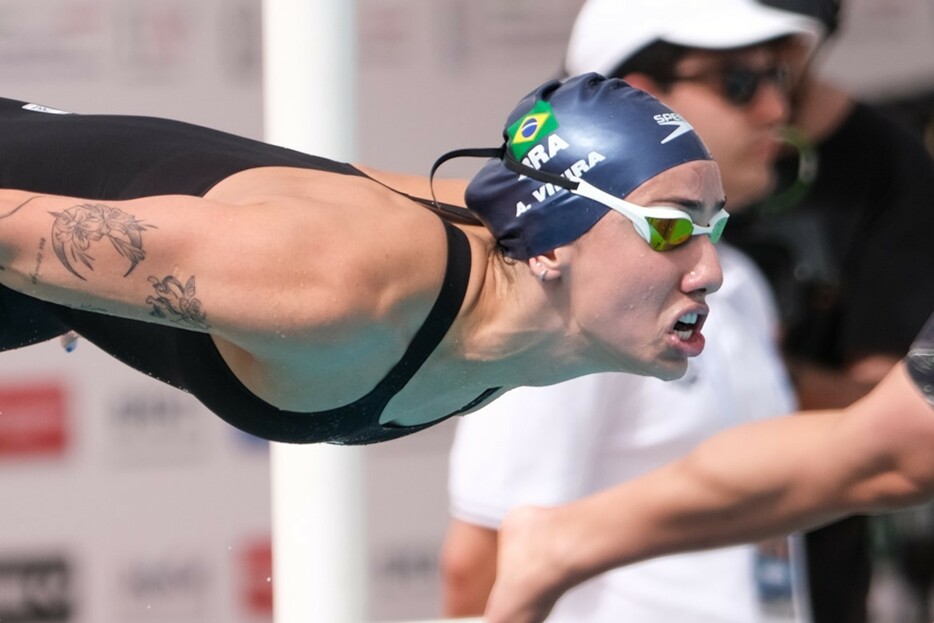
[114,554,211,622]
[237,538,273,618]
[105,389,207,468]
[369,540,442,620]
[0,383,69,459]
[0,555,73,622]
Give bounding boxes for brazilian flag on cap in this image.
[507,100,559,160]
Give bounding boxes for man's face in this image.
[636,44,793,211]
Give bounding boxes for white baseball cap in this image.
[565,0,824,77]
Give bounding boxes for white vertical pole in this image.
[262,1,365,623]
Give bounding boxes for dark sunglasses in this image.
[669,64,790,107]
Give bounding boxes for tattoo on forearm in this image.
[0,195,43,220]
[29,237,46,285]
[0,197,43,275]
[146,274,210,330]
[50,203,156,280]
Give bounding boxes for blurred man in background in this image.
[728,1,934,620]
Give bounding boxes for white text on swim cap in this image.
[516,135,606,216]
[654,113,694,145]
[521,134,570,170]
[515,152,607,216]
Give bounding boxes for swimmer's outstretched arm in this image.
[0,188,445,352]
[484,360,934,623]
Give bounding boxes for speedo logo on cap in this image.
[654,113,694,144]
[507,100,559,160]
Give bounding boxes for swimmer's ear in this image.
[527,251,564,282]
[620,73,666,98]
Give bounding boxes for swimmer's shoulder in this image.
[208,162,494,267]
[207,164,468,208]
[203,167,460,331]
[206,163,494,314]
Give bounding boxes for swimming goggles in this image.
[571,178,729,251]
[499,153,729,251]
[429,146,728,251]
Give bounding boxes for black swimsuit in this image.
[0,97,499,445]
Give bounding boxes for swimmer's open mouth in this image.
[673,312,703,340]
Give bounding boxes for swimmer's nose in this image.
[682,236,722,296]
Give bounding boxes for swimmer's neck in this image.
[444,248,608,389]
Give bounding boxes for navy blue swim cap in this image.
[461,73,712,259]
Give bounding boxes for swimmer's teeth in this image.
[678,312,699,326]
[674,312,699,340]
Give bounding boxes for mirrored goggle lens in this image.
[646,214,728,251]
[647,217,694,251]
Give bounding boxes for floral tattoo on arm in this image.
[147,275,210,330]
[50,203,155,280]
[45,202,209,330]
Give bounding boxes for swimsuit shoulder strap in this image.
[366,218,472,399]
